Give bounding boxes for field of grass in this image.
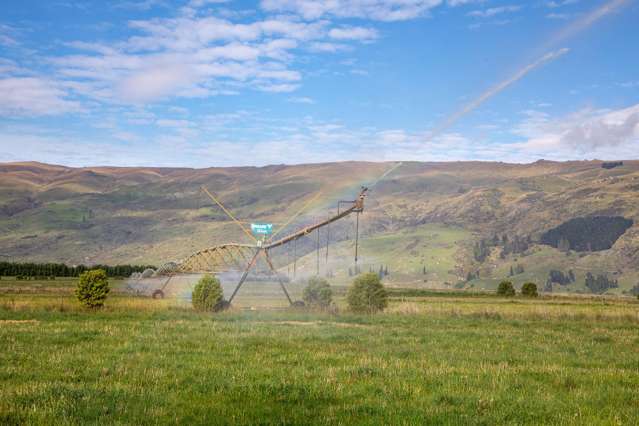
[2,277,638,425]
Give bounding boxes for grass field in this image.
[1,276,638,425]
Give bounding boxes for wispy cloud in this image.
[468,5,521,18]
[514,104,639,159]
[328,26,379,41]
[0,23,19,47]
[288,96,315,104]
[0,77,81,116]
[545,0,580,8]
[260,0,444,22]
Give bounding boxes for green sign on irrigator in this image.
[251,223,273,236]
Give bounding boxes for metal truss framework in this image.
[158,187,368,306]
[176,244,257,274]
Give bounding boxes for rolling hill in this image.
[1,160,638,294]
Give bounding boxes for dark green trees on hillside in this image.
[585,273,618,294]
[475,234,531,263]
[473,240,490,262]
[548,270,575,286]
[541,216,633,252]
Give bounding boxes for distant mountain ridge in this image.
[1,160,638,294]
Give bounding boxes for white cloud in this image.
[116,63,196,103]
[0,24,18,47]
[0,34,18,47]
[187,0,230,7]
[447,0,486,6]
[156,119,194,127]
[468,5,521,18]
[308,41,350,52]
[0,77,80,116]
[257,83,300,92]
[618,81,639,88]
[546,13,570,20]
[260,0,443,21]
[545,0,579,8]
[44,9,386,105]
[329,26,379,41]
[4,102,638,167]
[114,0,169,11]
[288,96,315,104]
[514,104,639,158]
[0,58,22,75]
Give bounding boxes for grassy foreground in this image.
[1,293,638,425]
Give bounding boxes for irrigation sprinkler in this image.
[154,186,368,307]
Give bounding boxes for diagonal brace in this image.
[228,248,262,304]
[263,249,293,306]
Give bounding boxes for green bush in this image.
[521,282,538,297]
[302,276,333,308]
[76,269,110,308]
[347,272,388,314]
[192,274,224,312]
[497,280,515,297]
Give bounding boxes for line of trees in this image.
[0,262,155,278]
[543,269,576,292]
[348,264,389,278]
[473,234,532,262]
[601,161,623,169]
[585,272,618,294]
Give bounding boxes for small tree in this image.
[302,276,333,308]
[76,269,110,308]
[497,280,515,297]
[521,282,538,297]
[347,272,388,314]
[192,274,225,312]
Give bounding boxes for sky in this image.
[0,0,637,167]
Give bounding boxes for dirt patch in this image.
[260,320,370,329]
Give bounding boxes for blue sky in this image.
[0,0,637,167]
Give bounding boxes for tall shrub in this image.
[347,272,388,314]
[76,269,110,308]
[302,276,333,308]
[497,280,515,297]
[521,282,538,297]
[192,274,224,312]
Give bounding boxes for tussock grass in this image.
[387,298,639,323]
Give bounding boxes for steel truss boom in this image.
[264,187,367,250]
[157,187,368,306]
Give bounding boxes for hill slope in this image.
[1,160,638,294]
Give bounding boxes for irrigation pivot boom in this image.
[226,186,368,305]
[156,186,368,306]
